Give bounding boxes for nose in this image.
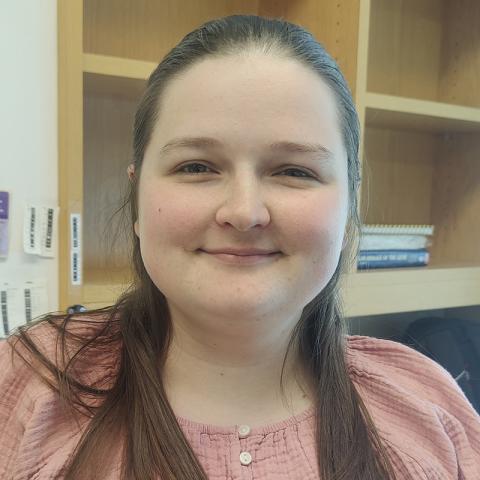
[215,174,271,231]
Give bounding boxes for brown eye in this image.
[278,168,315,179]
[176,162,215,174]
[175,163,316,180]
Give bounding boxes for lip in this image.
[201,248,280,255]
[199,250,282,265]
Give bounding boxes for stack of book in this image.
[358,224,434,270]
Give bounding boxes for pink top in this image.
[1,323,479,479]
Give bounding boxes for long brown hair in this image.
[6,15,398,480]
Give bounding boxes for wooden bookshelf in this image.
[353,0,480,315]
[59,0,480,315]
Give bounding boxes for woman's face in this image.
[133,54,349,320]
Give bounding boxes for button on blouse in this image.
[238,424,251,438]
[240,451,253,466]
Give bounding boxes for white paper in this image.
[0,279,48,338]
[23,204,59,257]
[23,205,41,254]
[42,207,58,257]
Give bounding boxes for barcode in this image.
[72,216,78,249]
[72,251,79,283]
[1,290,8,336]
[70,214,82,285]
[24,288,32,322]
[45,208,53,249]
[30,207,36,249]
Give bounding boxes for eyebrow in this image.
[159,136,336,163]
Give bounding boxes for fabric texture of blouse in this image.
[1,320,480,480]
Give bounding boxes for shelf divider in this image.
[83,53,156,79]
[365,92,480,133]
[83,53,156,100]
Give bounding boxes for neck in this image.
[161,312,314,426]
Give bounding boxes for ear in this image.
[127,163,135,181]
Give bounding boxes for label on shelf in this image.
[70,213,82,285]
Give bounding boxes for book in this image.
[360,234,432,251]
[360,224,434,252]
[357,249,429,270]
[361,224,434,236]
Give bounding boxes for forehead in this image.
[150,54,344,156]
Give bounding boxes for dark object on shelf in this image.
[66,304,87,314]
[401,316,480,415]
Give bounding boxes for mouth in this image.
[199,248,281,256]
[197,250,282,265]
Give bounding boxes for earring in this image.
[127,163,135,180]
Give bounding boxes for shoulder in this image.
[0,321,54,389]
[345,334,480,454]
[0,335,41,458]
[0,312,122,394]
[0,336,34,389]
[345,334,476,414]
[345,334,480,477]
[0,315,119,479]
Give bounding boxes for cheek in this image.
[288,191,348,297]
[284,189,347,254]
[139,187,207,247]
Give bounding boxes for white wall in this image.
[0,1,58,333]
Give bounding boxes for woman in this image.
[1,15,479,480]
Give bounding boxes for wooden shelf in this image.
[82,267,132,309]
[365,93,480,133]
[83,53,155,80]
[82,265,480,316]
[342,265,480,317]
[83,53,155,99]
